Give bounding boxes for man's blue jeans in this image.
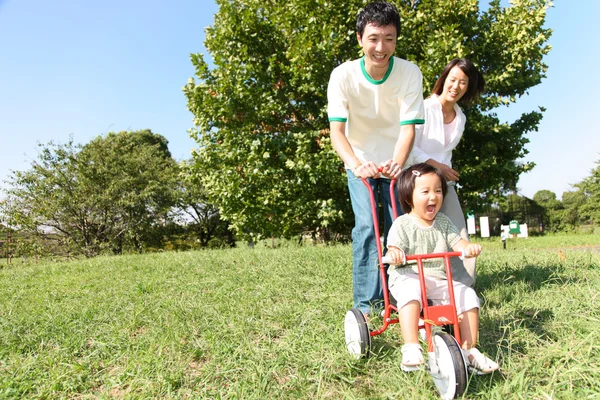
[347,170,402,315]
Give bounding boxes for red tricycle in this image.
[344,177,469,400]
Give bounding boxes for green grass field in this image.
[1,234,599,399]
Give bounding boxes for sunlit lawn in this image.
[1,233,599,399]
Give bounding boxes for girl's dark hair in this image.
[431,58,485,105]
[398,163,448,214]
[356,1,401,39]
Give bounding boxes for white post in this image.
[517,224,529,238]
[467,215,476,235]
[480,216,490,238]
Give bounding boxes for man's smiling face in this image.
[357,23,397,75]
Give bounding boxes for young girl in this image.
[386,163,499,374]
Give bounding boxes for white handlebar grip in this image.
[381,256,394,265]
[382,252,406,265]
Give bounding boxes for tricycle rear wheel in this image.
[344,308,370,359]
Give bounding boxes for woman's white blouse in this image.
[407,94,466,169]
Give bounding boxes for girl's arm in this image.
[451,239,482,258]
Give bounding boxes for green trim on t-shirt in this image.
[361,56,394,85]
[328,117,347,122]
[400,119,425,126]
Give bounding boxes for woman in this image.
[406,58,485,287]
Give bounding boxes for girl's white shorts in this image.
[389,270,480,315]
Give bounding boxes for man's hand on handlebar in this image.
[378,160,402,180]
[352,161,380,179]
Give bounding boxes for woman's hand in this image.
[427,159,460,182]
[439,164,460,182]
[378,160,402,179]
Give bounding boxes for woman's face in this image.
[441,66,469,104]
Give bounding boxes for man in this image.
[327,1,424,318]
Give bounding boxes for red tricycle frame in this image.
[362,177,463,352]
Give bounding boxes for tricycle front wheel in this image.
[430,331,467,399]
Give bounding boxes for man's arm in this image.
[378,124,415,180]
[330,121,379,178]
[330,121,359,168]
[393,123,416,169]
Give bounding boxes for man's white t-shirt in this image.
[327,56,425,167]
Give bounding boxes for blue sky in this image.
[0,0,598,199]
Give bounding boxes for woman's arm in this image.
[425,158,460,182]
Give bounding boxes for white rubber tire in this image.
[344,308,370,359]
[430,331,468,399]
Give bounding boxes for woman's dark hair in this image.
[431,58,485,105]
[356,1,401,39]
[398,163,448,214]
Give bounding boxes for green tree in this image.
[185,0,551,239]
[1,130,179,256]
[78,130,179,253]
[533,190,559,207]
[177,161,234,247]
[532,189,565,232]
[0,139,95,255]
[560,189,586,230]
[530,188,588,232]
[575,159,600,226]
[497,192,542,229]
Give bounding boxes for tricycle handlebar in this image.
[381,250,475,265]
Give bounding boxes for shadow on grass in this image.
[508,308,555,338]
[481,306,557,355]
[459,264,564,396]
[476,263,586,312]
[462,307,556,397]
[369,336,401,359]
[476,264,560,357]
[477,263,560,292]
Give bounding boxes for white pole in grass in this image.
[480,217,490,238]
[467,214,476,235]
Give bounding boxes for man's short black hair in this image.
[356,1,401,39]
